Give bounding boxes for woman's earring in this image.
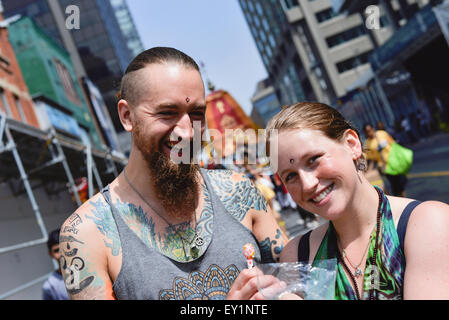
[356,157,367,172]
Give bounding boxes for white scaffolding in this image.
[0,113,127,299]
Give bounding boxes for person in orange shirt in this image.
[363,124,407,197]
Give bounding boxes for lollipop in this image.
[242,243,256,269]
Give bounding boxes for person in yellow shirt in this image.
[363,124,407,197]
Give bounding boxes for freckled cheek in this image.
[319,163,339,177]
[316,157,344,179]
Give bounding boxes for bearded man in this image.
[59,47,288,300]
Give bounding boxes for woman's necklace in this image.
[339,233,373,278]
[123,167,204,260]
[336,187,382,300]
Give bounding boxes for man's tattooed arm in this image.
[59,206,117,300]
[259,228,286,263]
[207,170,288,262]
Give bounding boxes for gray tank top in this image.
[101,169,261,300]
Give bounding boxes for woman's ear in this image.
[343,129,363,160]
[117,99,133,132]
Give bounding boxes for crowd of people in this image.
[43,47,449,301]
[381,108,443,148]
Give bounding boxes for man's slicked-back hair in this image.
[118,47,201,105]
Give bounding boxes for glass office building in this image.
[109,0,144,59]
[239,0,311,106]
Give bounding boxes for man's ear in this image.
[343,129,363,160]
[117,99,133,132]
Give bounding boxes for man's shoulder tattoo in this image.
[85,199,122,256]
[205,169,268,221]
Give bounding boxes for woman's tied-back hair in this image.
[117,47,201,105]
[266,101,360,142]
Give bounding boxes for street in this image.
[282,132,449,239]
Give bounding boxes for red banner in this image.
[205,90,261,157]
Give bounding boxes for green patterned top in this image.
[312,187,404,300]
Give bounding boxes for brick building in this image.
[7,16,103,149]
[0,12,39,127]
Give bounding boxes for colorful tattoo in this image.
[59,235,84,245]
[259,229,284,263]
[86,200,122,256]
[206,170,268,221]
[84,181,215,262]
[196,181,214,247]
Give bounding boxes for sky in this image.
[126,0,267,115]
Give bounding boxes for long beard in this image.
[133,123,200,220]
[149,151,200,219]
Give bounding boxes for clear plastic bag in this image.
[256,259,337,300]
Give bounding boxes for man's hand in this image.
[226,267,287,300]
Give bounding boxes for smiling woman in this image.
[267,103,364,221]
[266,102,449,300]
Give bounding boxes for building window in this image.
[268,34,276,48]
[262,18,270,32]
[336,50,373,73]
[259,29,267,42]
[0,89,12,117]
[315,7,338,23]
[326,25,367,48]
[288,65,305,101]
[54,59,80,105]
[251,25,258,38]
[319,79,328,90]
[281,0,298,10]
[273,25,281,38]
[301,78,314,99]
[14,95,26,123]
[246,13,253,24]
[266,45,273,58]
[248,1,255,12]
[256,2,264,15]
[254,15,261,28]
[380,15,390,27]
